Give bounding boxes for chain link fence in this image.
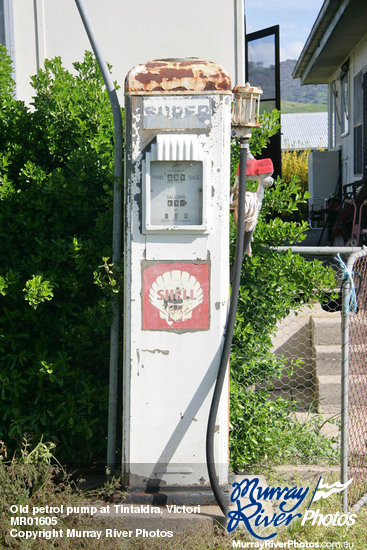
[268,248,343,468]
[341,247,367,511]
[231,246,367,506]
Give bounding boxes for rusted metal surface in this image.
[125,58,231,94]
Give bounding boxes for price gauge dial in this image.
[149,161,203,226]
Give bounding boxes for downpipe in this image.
[74,0,123,475]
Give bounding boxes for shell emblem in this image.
[149,270,203,325]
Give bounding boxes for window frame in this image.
[353,70,363,176]
[340,64,350,138]
[0,0,15,82]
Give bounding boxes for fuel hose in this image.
[206,139,250,517]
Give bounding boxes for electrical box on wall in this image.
[123,59,232,501]
[308,149,340,200]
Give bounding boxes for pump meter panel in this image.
[149,161,202,226]
[143,134,207,233]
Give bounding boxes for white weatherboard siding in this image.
[9,0,239,103]
[327,34,367,186]
[294,0,367,187]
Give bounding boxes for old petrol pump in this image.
[123,59,232,501]
[73,0,265,509]
[123,60,266,509]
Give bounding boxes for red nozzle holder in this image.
[246,158,274,176]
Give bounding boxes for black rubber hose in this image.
[206,140,249,517]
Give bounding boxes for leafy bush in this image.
[229,388,339,467]
[282,147,310,192]
[0,48,118,462]
[229,135,337,470]
[281,147,313,220]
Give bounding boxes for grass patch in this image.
[281,101,327,113]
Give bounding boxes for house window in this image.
[354,71,363,175]
[363,72,367,179]
[329,81,338,149]
[340,63,349,136]
[0,1,14,53]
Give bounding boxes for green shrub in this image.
[229,134,337,470]
[281,147,313,220]
[229,387,339,467]
[281,147,310,193]
[0,48,119,463]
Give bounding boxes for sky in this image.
[245,0,324,62]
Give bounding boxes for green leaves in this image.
[261,176,310,217]
[23,275,54,309]
[0,276,8,296]
[230,387,339,469]
[249,109,281,156]
[0,49,119,462]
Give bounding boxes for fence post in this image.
[341,272,351,513]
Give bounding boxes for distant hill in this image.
[248,59,328,111]
[281,101,327,114]
[281,59,327,105]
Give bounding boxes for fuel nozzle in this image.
[232,157,274,256]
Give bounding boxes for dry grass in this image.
[1,442,367,548]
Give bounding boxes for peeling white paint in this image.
[123,83,231,489]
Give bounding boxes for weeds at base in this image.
[1,440,367,549]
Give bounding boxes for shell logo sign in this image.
[142,262,209,330]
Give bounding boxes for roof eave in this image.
[293,0,336,80]
[292,0,367,85]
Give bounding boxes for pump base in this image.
[122,484,232,506]
[122,471,234,506]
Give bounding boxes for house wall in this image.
[8,0,240,104]
[328,33,367,188]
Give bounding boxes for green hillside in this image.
[249,59,328,112]
[281,101,327,113]
[281,59,327,106]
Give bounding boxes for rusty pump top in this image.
[125,58,232,95]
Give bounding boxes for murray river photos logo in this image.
[227,477,356,540]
